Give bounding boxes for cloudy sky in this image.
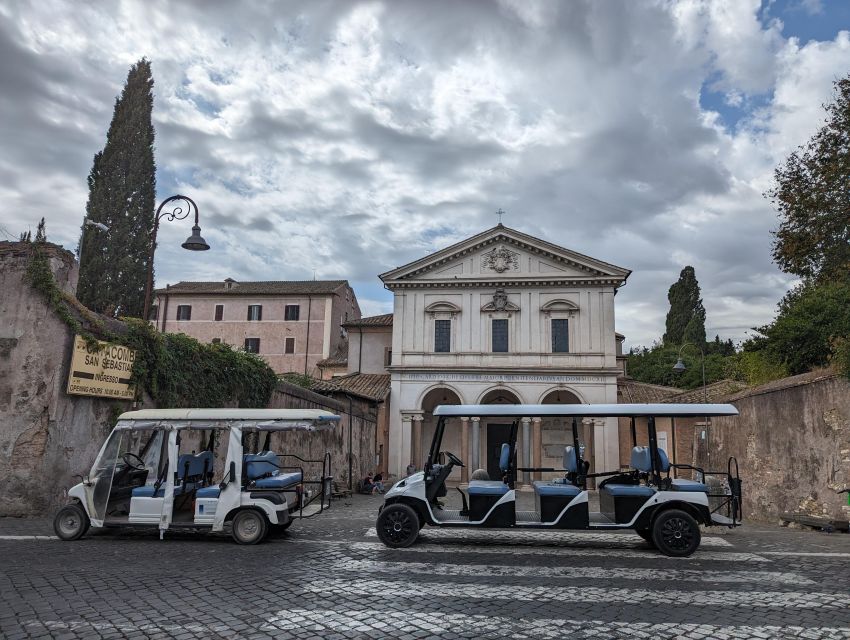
[2,0,849,348]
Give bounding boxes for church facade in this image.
[380,224,631,484]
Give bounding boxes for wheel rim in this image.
[382,509,414,544]
[236,515,260,540]
[59,511,81,536]
[660,516,694,551]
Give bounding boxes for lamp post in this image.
[142,195,209,321]
[672,342,707,403]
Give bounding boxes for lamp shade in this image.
[182,224,210,251]
[672,358,686,373]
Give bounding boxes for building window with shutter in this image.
[244,338,260,353]
[284,337,295,354]
[384,347,392,367]
[434,319,451,353]
[247,304,262,321]
[176,305,192,321]
[214,304,224,321]
[492,318,509,353]
[552,319,569,353]
[285,304,300,321]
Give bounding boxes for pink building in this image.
[151,278,360,375]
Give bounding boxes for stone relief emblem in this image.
[482,244,519,273]
[492,289,508,311]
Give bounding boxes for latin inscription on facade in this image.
[401,372,605,384]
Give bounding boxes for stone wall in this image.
[697,370,850,523]
[0,242,137,516]
[268,380,377,489]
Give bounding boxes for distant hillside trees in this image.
[77,59,156,318]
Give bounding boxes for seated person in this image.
[360,473,375,494]
[372,472,385,494]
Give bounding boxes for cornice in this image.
[385,277,625,290]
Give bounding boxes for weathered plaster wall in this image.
[0,242,136,516]
[268,380,377,489]
[697,372,850,523]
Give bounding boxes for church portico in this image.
[382,224,630,480]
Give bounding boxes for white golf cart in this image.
[53,409,337,544]
[376,403,742,557]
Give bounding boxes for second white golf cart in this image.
[376,403,742,557]
[53,409,337,544]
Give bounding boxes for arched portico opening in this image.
[539,389,587,482]
[418,387,462,480]
[477,387,521,482]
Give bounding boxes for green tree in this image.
[34,218,46,243]
[769,75,850,283]
[77,59,156,318]
[663,266,706,346]
[746,277,850,375]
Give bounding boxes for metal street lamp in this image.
[142,195,209,321]
[671,342,707,402]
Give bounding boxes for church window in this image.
[552,319,569,353]
[434,319,451,353]
[492,319,508,352]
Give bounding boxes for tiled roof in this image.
[317,348,348,368]
[721,368,840,402]
[344,313,393,328]
[312,373,391,401]
[154,280,348,296]
[617,379,683,403]
[663,379,749,404]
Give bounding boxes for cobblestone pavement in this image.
[2,494,850,639]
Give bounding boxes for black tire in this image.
[54,504,89,541]
[636,528,655,547]
[231,510,268,545]
[376,503,420,548]
[652,509,701,557]
[269,520,293,536]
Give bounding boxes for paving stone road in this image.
[1,494,849,639]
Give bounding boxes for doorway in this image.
[486,423,513,480]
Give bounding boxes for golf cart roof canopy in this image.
[114,408,340,431]
[432,403,739,418]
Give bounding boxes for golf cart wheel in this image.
[53,503,89,541]
[269,520,293,536]
[636,528,655,547]
[652,509,701,557]
[376,503,420,548]
[231,510,268,545]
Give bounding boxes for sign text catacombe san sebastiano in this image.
[66,335,137,400]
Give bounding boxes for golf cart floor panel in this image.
[589,512,615,525]
[432,509,468,522]
[516,510,541,523]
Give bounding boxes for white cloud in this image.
[2,0,849,349]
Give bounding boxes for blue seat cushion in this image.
[467,480,509,496]
[671,479,708,492]
[252,470,302,489]
[602,484,656,498]
[245,452,280,479]
[177,451,213,480]
[532,481,581,498]
[196,486,221,499]
[131,483,191,498]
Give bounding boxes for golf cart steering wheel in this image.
[444,451,464,467]
[121,452,147,471]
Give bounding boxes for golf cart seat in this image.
[670,478,709,492]
[629,446,709,492]
[245,451,303,489]
[467,442,512,496]
[196,486,221,499]
[131,451,213,498]
[467,480,510,496]
[532,445,584,494]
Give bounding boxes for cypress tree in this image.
[77,59,156,318]
[663,266,706,345]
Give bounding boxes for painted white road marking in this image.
[364,526,734,547]
[262,607,850,638]
[304,578,850,609]
[345,540,770,562]
[761,551,850,558]
[0,535,57,540]
[330,558,812,584]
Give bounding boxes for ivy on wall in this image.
[24,243,278,408]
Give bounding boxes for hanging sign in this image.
[66,335,137,399]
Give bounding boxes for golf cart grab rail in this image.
[432,403,739,418]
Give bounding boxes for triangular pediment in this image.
[380,225,630,287]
